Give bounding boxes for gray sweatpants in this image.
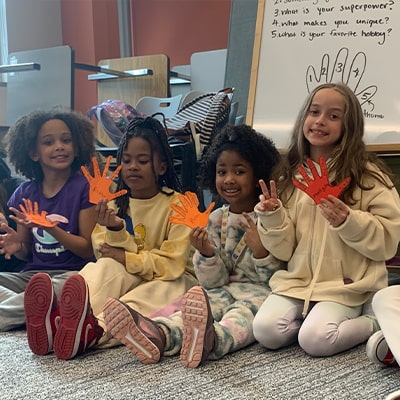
[0,270,76,331]
[253,293,378,356]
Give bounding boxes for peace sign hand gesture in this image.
[255,180,280,213]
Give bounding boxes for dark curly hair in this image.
[198,124,281,203]
[4,107,95,180]
[114,115,181,218]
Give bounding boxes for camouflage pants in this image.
[156,282,270,360]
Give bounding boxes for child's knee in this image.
[372,286,400,314]
[298,323,335,357]
[253,312,286,349]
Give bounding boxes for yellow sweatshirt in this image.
[91,189,194,281]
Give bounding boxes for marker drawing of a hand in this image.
[306,47,377,110]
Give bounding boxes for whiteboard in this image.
[247,0,400,152]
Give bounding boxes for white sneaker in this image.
[366,330,398,367]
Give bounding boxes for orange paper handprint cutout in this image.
[292,157,350,204]
[169,191,215,229]
[81,156,127,204]
[19,199,62,228]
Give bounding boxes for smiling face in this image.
[303,88,345,160]
[31,119,76,174]
[215,149,258,213]
[120,136,166,199]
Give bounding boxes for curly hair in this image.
[198,124,281,203]
[114,115,181,218]
[277,83,395,205]
[4,107,95,180]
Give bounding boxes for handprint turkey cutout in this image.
[169,191,215,229]
[81,156,127,204]
[306,47,377,110]
[292,157,350,205]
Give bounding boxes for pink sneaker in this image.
[103,298,165,364]
[180,286,216,368]
[53,274,103,360]
[24,273,60,355]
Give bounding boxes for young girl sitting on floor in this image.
[24,115,198,360]
[252,83,400,357]
[0,108,96,332]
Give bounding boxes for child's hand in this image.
[0,213,8,233]
[240,212,269,259]
[0,224,23,259]
[8,206,26,224]
[169,191,215,229]
[0,212,7,226]
[81,156,127,204]
[292,157,350,205]
[98,243,126,265]
[255,180,280,212]
[190,226,215,258]
[18,199,59,228]
[95,198,124,229]
[319,196,349,227]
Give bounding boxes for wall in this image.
[1,0,64,125]
[60,0,120,114]
[130,0,231,68]
[224,0,258,119]
[59,0,231,114]
[60,0,230,113]
[4,0,231,116]
[6,0,63,52]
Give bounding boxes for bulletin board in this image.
[247,0,400,152]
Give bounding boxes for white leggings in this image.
[372,285,400,364]
[253,294,376,356]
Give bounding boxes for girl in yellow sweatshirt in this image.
[24,116,197,360]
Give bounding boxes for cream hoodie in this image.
[256,162,400,315]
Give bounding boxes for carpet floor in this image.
[1,330,400,399]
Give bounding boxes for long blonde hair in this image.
[275,83,395,205]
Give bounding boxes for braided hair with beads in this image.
[114,115,181,218]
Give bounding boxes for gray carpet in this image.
[1,330,400,399]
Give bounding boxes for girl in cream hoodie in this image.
[253,83,400,357]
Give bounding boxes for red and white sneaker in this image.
[24,273,60,356]
[366,330,399,367]
[53,274,103,360]
[180,286,216,368]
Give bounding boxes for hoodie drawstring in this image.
[302,220,328,318]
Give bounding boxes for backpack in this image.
[87,99,143,146]
[166,88,233,159]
